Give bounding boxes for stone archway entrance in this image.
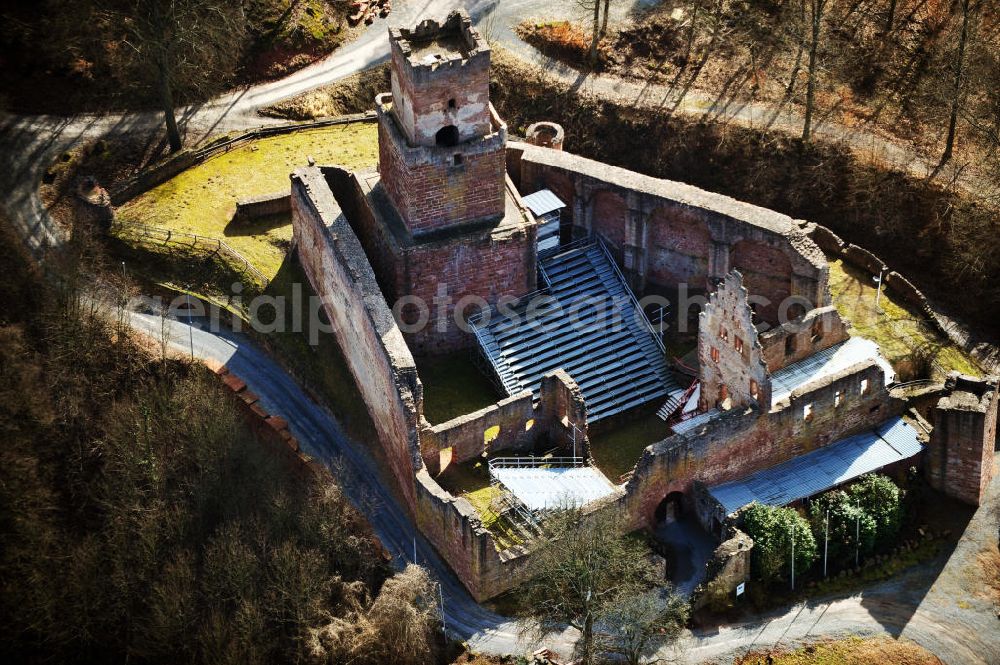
[654,491,685,524]
[653,491,715,595]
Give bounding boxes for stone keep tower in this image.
[376,10,507,236]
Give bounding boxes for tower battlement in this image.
[378,9,508,236]
[389,10,488,75]
[387,10,493,148]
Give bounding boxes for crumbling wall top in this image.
[389,10,488,70]
[939,372,998,412]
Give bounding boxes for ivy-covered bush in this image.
[740,504,817,585]
[847,473,905,552]
[808,490,877,570]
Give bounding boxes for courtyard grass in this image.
[826,258,980,378]
[415,352,502,425]
[588,411,671,483]
[115,123,378,280]
[435,459,526,550]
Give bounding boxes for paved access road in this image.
[125,310,580,657]
[126,308,1000,665]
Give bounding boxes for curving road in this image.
[3,1,999,662]
[124,302,1000,664]
[125,309,579,658]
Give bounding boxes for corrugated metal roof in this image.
[770,336,895,406]
[708,416,923,515]
[521,189,566,216]
[493,466,617,511]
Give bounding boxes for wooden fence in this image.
[113,220,269,288]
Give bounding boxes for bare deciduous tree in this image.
[115,0,248,152]
[578,0,605,67]
[802,0,830,142]
[520,508,666,665]
[596,590,689,665]
[939,0,977,166]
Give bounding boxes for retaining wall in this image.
[110,113,377,205]
[234,191,292,220]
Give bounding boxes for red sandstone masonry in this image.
[624,360,902,531]
[291,167,422,512]
[510,141,830,325]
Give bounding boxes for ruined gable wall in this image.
[698,271,771,411]
[622,360,897,529]
[512,143,830,323]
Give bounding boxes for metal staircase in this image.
[656,379,699,421]
[470,240,684,423]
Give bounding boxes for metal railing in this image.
[113,220,269,287]
[488,456,586,471]
[593,236,666,354]
[470,325,519,395]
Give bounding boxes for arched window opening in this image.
[436,125,459,147]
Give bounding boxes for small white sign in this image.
[736,582,746,597]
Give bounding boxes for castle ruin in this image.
[289,10,998,601]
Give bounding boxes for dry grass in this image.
[975,547,1000,605]
[516,21,610,68]
[116,123,378,279]
[736,635,942,665]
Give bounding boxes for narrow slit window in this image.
[803,403,813,421]
[710,346,720,363]
[860,378,869,394]
[834,389,843,407]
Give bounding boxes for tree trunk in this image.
[940,0,971,166]
[802,0,824,142]
[589,1,601,68]
[787,0,807,93]
[158,58,182,153]
[685,0,703,67]
[885,0,898,32]
[150,0,182,153]
[601,0,610,35]
[582,611,596,664]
